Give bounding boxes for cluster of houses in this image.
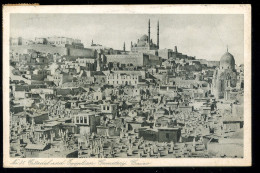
[9,33,244,158]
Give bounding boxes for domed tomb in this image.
[220,51,235,70]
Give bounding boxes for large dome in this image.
[220,51,235,70]
[140,34,148,41]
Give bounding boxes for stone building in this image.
[46,36,82,48]
[10,37,34,46]
[212,49,237,99]
[106,73,142,86]
[73,111,101,134]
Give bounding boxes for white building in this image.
[106,73,142,86]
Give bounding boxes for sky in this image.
[10,14,244,65]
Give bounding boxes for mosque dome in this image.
[140,34,148,41]
[220,51,235,70]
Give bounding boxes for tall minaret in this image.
[157,20,159,49]
[123,42,125,51]
[148,19,151,46]
[174,46,178,53]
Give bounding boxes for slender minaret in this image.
[227,45,229,52]
[157,20,159,49]
[91,39,93,46]
[148,19,151,46]
[174,46,178,53]
[123,42,125,51]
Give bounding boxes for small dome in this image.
[140,34,148,41]
[220,51,235,70]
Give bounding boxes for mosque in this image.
[131,19,159,52]
[128,19,195,60]
[105,19,162,67]
[212,48,237,99]
[105,19,196,67]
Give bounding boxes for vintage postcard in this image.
[2,5,251,167]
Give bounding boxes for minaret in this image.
[123,42,125,52]
[174,46,178,53]
[227,45,229,52]
[148,19,151,46]
[91,39,93,46]
[157,20,159,49]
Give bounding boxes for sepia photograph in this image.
[2,5,251,167]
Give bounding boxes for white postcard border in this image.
[3,4,252,167]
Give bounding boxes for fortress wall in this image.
[158,49,172,60]
[10,45,96,58]
[106,54,144,66]
[68,47,96,58]
[147,54,162,66]
[10,45,68,56]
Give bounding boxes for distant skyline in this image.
[10,14,244,65]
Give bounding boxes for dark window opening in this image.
[166,133,169,139]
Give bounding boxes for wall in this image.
[94,75,107,84]
[223,122,242,131]
[68,47,96,57]
[31,74,46,81]
[11,45,68,56]
[127,123,142,131]
[56,88,72,96]
[14,91,25,99]
[97,127,109,136]
[90,115,100,133]
[131,46,150,52]
[232,104,243,117]
[11,45,96,58]
[109,71,146,78]
[61,74,74,84]
[106,53,144,66]
[158,129,181,143]
[79,126,91,135]
[31,88,54,94]
[11,106,24,114]
[35,113,49,124]
[139,129,158,141]
[108,126,121,136]
[147,54,162,66]
[134,49,157,55]
[158,49,172,60]
[106,74,141,86]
